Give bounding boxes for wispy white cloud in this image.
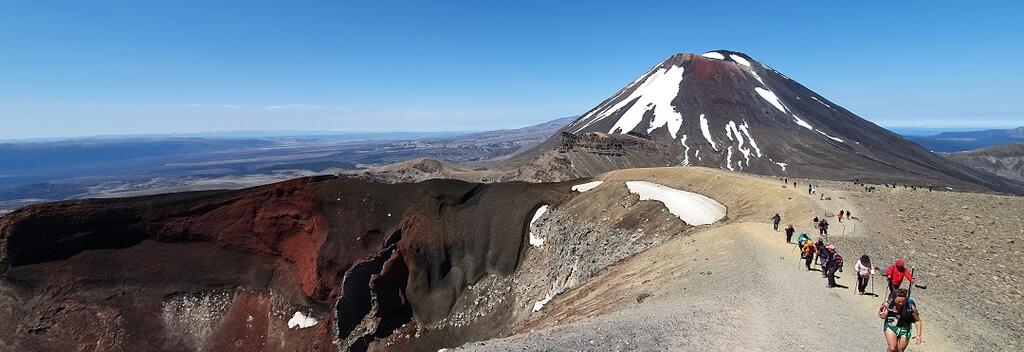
[263,104,347,111]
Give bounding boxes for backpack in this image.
[801,243,816,257]
[832,254,844,269]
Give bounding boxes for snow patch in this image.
[810,96,832,109]
[749,70,765,85]
[775,162,788,171]
[725,121,758,167]
[738,121,762,157]
[725,123,744,164]
[725,146,735,171]
[702,51,725,60]
[699,114,718,151]
[533,294,553,312]
[792,115,814,130]
[528,205,549,248]
[730,54,751,67]
[572,64,685,137]
[816,129,844,143]
[571,65,659,132]
[288,311,317,329]
[625,181,727,226]
[571,66,658,130]
[680,135,691,166]
[571,181,603,193]
[754,87,787,113]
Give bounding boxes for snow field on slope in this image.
[699,114,718,151]
[625,181,726,226]
[571,181,604,193]
[792,115,814,130]
[604,65,686,137]
[754,87,787,113]
[529,205,549,248]
[729,54,751,67]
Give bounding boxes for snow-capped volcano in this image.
[509,50,1023,194]
[564,50,855,174]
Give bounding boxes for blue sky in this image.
[1,1,1021,139]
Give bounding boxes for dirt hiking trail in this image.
[458,182,960,351]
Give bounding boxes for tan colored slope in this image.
[559,167,818,226]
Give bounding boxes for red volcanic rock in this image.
[0,175,570,351]
[154,177,328,297]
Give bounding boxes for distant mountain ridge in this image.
[0,117,574,212]
[907,127,1024,153]
[947,143,1024,183]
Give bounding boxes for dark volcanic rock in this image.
[506,51,1023,194]
[0,175,570,351]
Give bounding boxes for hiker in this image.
[818,219,829,236]
[837,209,844,222]
[855,255,872,295]
[796,232,810,247]
[845,210,851,220]
[812,216,819,227]
[885,259,914,294]
[878,288,923,351]
[801,239,817,270]
[771,213,781,231]
[808,184,812,194]
[825,245,843,288]
[784,224,795,243]
[815,238,828,270]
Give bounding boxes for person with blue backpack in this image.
[796,232,810,247]
[878,288,923,351]
[824,244,843,288]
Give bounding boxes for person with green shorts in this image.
[877,288,923,351]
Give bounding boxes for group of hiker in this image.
[810,216,829,235]
[772,213,923,351]
[859,181,935,192]
[778,177,818,195]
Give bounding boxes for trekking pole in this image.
[870,269,876,296]
[907,267,916,299]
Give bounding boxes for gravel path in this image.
[456,222,957,351]
[796,179,1024,351]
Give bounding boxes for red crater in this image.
[0,175,571,351]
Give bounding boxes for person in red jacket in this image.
[885,259,914,294]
